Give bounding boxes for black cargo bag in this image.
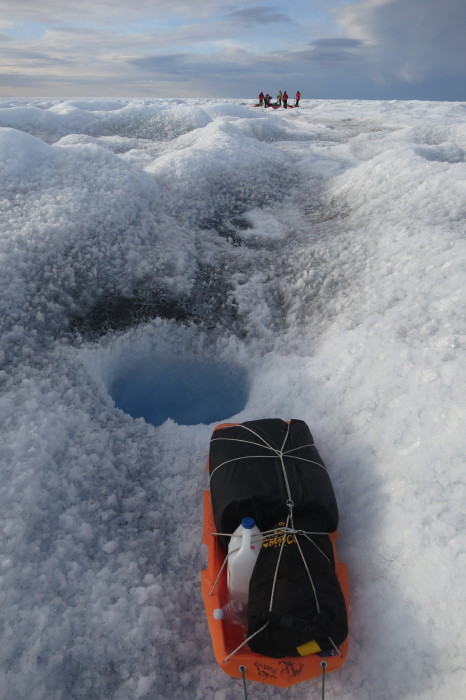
[247,514,348,656]
[208,418,348,658]
[208,418,339,546]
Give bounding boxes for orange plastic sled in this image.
[201,423,350,688]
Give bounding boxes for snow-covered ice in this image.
[1,97,465,699]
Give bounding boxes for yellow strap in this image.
[296,639,321,656]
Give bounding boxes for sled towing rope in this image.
[201,419,350,690]
[238,659,328,700]
[239,665,248,700]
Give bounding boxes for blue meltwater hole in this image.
[109,357,249,427]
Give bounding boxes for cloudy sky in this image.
[0,0,465,100]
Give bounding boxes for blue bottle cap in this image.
[242,517,255,529]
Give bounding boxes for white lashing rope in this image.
[278,423,293,507]
[209,548,233,597]
[210,523,337,660]
[289,512,320,613]
[223,621,270,663]
[301,532,332,565]
[210,527,331,605]
[209,451,328,484]
[209,430,328,484]
[287,454,329,471]
[209,454,278,483]
[209,533,264,597]
[268,513,291,611]
[328,636,343,658]
[213,526,332,538]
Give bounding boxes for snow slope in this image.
[1,97,465,699]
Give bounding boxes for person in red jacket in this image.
[258,91,264,106]
[295,90,301,107]
[282,91,288,108]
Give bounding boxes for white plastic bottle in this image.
[227,517,263,604]
[213,599,246,625]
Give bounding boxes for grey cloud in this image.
[131,52,251,79]
[225,5,292,25]
[0,70,78,89]
[289,37,367,65]
[312,38,365,50]
[0,68,145,95]
[337,0,466,82]
[0,0,232,23]
[0,72,44,88]
[131,54,198,79]
[0,45,72,63]
[50,26,101,35]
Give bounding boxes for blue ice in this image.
[110,357,249,427]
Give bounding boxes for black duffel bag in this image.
[208,418,339,548]
[208,418,348,658]
[246,514,348,657]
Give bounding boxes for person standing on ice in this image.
[258,91,264,106]
[282,91,288,108]
[277,90,282,107]
[295,90,301,107]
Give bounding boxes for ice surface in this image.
[1,97,465,699]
